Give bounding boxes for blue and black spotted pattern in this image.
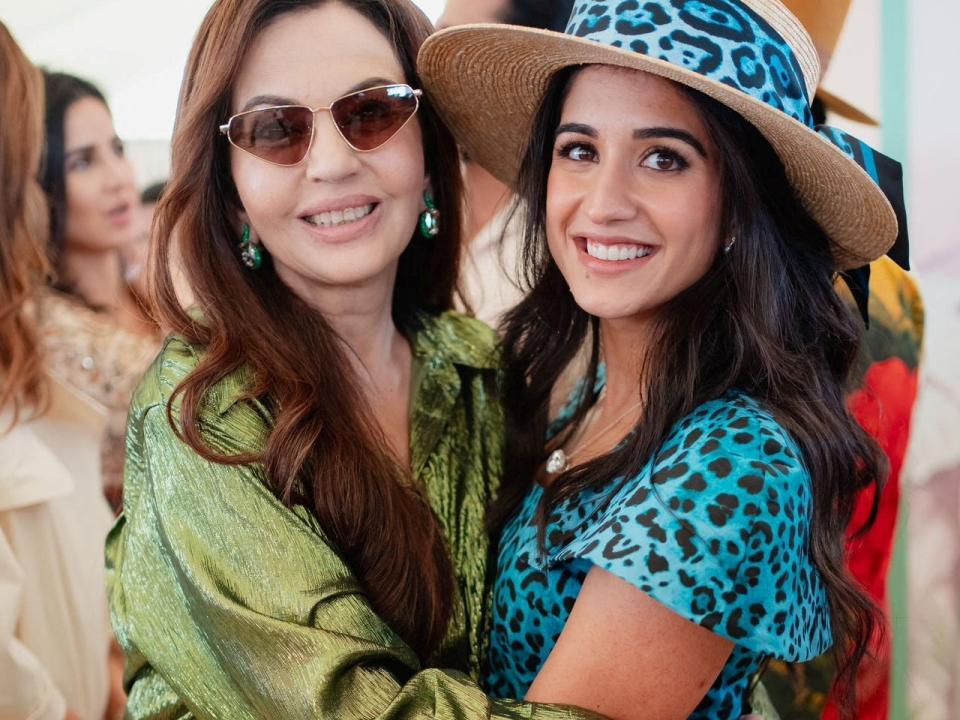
[486,390,832,718]
[557,0,894,195]
[565,0,814,126]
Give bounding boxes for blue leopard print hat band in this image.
[419,0,907,270]
[568,0,818,126]
[565,0,908,271]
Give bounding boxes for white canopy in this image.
[3,0,444,142]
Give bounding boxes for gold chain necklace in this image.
[545,394,643,475]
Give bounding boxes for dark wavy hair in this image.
[495,66,885,715]
[151,0,463,660]
[498,0,574,31]
[39,71,107,278]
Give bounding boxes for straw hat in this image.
[419,0,904,269]
[783,0,877,124]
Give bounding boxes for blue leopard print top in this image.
[486,389,832,718]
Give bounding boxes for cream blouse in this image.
[0,379,114,720]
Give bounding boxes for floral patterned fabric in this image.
[35,289,160,512]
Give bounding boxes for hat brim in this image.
[816,87,879,126]
[419,24,897,270]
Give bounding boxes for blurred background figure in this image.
[438,0,573,324]
[0,21,122,720]
[138,181,166,244]
[35,71,160,512]
[123,180,166,302]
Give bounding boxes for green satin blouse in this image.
[106,311,599,720]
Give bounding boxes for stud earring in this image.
[239,223,263,270]
[418,191,440,239]
[723,236,737,254]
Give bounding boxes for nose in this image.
[304,110,362,183]
[104,149,134,192]
[581,157,638,225]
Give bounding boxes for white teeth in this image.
[586,241,652,262]
[306,203,374,228]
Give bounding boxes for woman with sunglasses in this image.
[420,1,907,718]
[105,1,603,718]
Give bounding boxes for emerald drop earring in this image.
[238,223,263,270]
[418,191,440,239]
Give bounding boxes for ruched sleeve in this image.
[547,394,832,662]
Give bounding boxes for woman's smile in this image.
[573,234,660,274]
[297,195,382,243]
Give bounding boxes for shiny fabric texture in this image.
[106,311,601,720]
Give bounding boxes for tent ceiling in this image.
[2,0,443,140]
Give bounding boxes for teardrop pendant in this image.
[240,242,263,270]
[419,207,440,238]
[545,448,569,475]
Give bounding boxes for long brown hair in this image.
[151,0,463,660]
[0,22,49,427]
[497,68,884,714]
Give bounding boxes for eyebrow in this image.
[239,77,400,112]
[64,145,94,159]
[64,136,122,160]
[556,122,596,138]
[634,127,708,158]
[555,122,708,158]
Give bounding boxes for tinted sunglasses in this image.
[220,83,422,166]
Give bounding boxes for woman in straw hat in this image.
[420,1,907,718]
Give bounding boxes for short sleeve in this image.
[547,394,832,662]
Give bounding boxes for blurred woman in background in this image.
[36,71,160,511]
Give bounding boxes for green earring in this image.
[238,223,263,270]
[418,191,440,239]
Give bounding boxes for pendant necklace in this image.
[545,394,643,475]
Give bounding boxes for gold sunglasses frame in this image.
[219,84,423,166]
